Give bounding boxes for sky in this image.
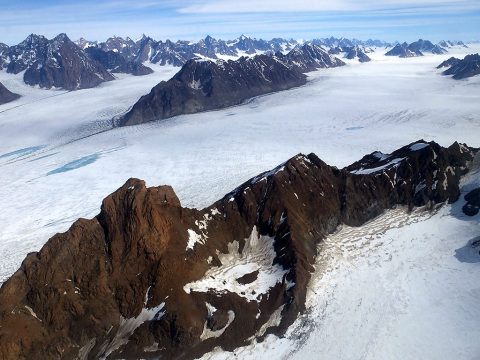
[0,0,479,45]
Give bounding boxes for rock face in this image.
[85,47,153,76]
[0,140,476,360]
[442,53,480,79]
[119,55,307,126]
[0,43,8,70]
[6,34,114,90]
[0,82,20,105]
[437,56,461,69]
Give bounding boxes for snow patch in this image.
[183,226,287,302]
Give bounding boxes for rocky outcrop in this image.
[0,140,476,360]
[463,188,480,216]
[0,82,20,105]
[85,47,153,76]
[442,53,480,79]
[6,33,114,90]
[118,55,307,126]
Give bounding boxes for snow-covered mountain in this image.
[279,43,346,72]
[0,33,465,91]
[0,140,475,360]
[4,33,114,90]
[438,40,468,48]
[386,39,448,58]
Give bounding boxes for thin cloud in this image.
[178,0,476,13]
[0,0,478,44]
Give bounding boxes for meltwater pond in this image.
[47,154,100,176]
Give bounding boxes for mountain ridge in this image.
[0,140,476,360]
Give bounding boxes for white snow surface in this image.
[0,46,479,359]
[98,301,166,360]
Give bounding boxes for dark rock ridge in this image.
[0,82,20,105]
[463,188,480,216]
[442,53,480,79]
[385,39,447,58]
[437,57,461,69]
[85,47,153,76]
[0,140,476,360]
[118,55,308,126]
[5,34,114,90]
[119,44,344,126]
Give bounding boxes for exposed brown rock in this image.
[0,140,476,359]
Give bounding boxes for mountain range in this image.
[0,140,475,359]
[119,44,345,126]
[0,33,471,94]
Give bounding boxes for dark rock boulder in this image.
[463,188,480,216]
[0,82,20,105]
[0,140,476,360]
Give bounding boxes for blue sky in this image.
[0,0,479,44]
